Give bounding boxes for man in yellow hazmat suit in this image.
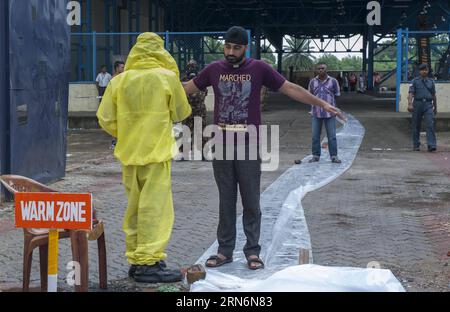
[97,32,191,283]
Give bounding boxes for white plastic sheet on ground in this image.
[191,114,405,292]
[191,264,405,292]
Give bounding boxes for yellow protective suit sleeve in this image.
[168,74,193,123]
[97,80,118,138]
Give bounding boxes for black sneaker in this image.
[129,261,167,278]
[331,156,342,164]
[308,156,320,163]
[428,147,437,152]
[134,262,182,283]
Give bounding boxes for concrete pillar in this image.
[274,35,283,73]
[277,50,283,73]
[255,27,262,60]
[362,35,367,73]
[367,26,374,90]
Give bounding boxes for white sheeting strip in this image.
[191,114,403,291]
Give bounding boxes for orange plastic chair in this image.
[0,175,107,292]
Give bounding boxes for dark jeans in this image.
[312,116,338,158]
[212,145,262,259]
[98,87,106,97]
[412,101,436,149]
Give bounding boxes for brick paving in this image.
[0,93,448,291]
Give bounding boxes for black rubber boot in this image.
[134,262,181,283]
[129,261,167,278]
[129,265,137,278]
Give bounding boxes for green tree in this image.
[283,37,315,71]
[340,56,363,71]
[315,55,341,70]
[262,53,277,68]
[373,40,397,71]
[203,37,224,64]
[261,43,277,68]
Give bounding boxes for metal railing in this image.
[70,30,251,82]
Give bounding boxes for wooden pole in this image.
[299,248,310,265]
[48,229,59,292]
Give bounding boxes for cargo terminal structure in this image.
[0,0,450,185]
[0,1,449,293]
[1,0,450,187]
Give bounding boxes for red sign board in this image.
[15,193,93,230]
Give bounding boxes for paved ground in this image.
[302,95,450,292]
[0,93,448,292]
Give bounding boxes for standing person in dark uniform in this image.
[110,61,126,150]
[180,59,209,161]
[408,64,437,152]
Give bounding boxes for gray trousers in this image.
[412,100,437,149]
[212,147,262,259]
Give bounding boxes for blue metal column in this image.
[405,28,409,81]
[86,0,92,80]
[92,31,97,81]
[367,26,374,90]
[76,1,83,81]
[0,0,10,177]
[148,0,152,30]
[128,0,140,49]
[136,0,140,32]
[104,0,112,73]
[165,30,170,51]
[112,0,118,55]
[102,0,120,72]
[128,0,133,50]
[246,29,251,58]
[396,28,403,112]
[76,0,93,81]
[275,35,283,73]
[154,1,159,31]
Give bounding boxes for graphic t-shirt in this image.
[193,58,286,132]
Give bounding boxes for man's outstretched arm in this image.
[279,81,346,121]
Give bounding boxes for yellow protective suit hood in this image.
[97,32,191,166]
[125,32,180,76]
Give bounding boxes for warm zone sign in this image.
[15,193,93,230]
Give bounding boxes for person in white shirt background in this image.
[96,65,112,99]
